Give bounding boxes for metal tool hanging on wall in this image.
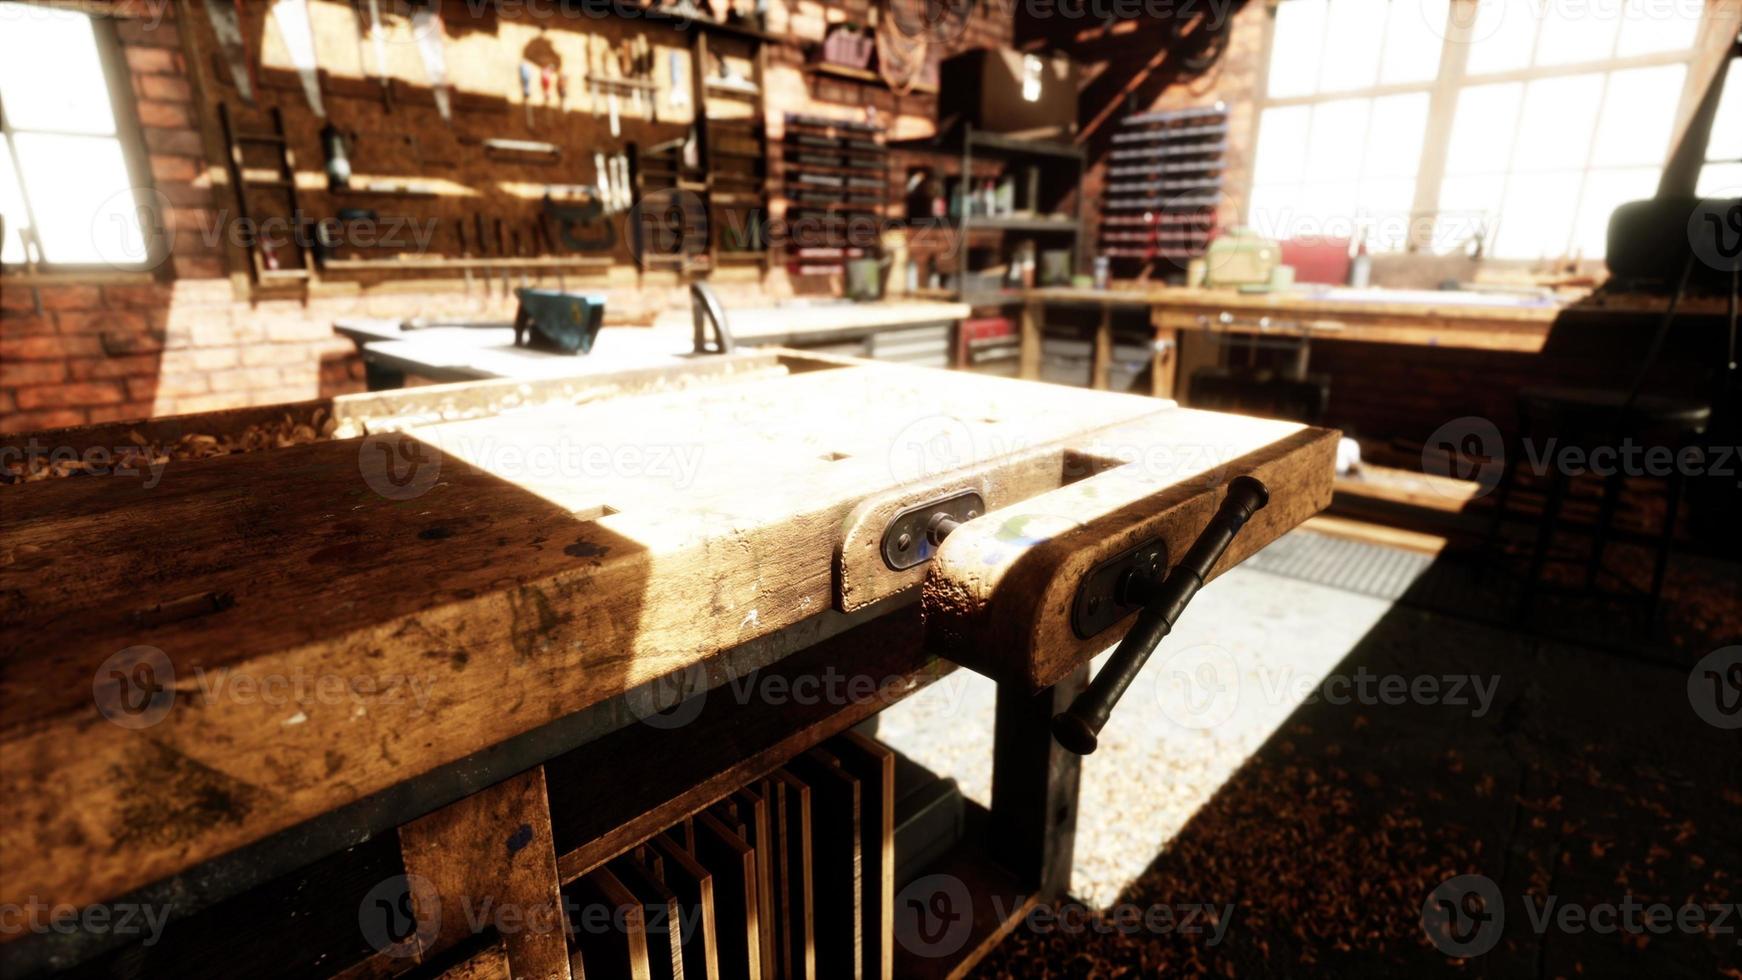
[202,0,255,105]
[519,61,537,129]
[269,0,325,118]
[321,125,352,190]
[542,189,614,253]
[411,2,452,123]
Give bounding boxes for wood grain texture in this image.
[544,608,948,888]
[785,751,862,980]
[0,361,1326,915]
[692,813,760,980]
[769,772,815,980]
[730,785,778,980]
[829,734,894,980]
[566,869,652,980]
[609,856,685,980]
[433,938,514,980]
[650,833,721,980]
[398,768,570,980]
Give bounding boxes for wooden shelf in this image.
[585,75,656,91]
[322,256,611,272]
[803,60,939,95]
[705,79,761,96]
[329,184,440,199]
[968,215,1082,233]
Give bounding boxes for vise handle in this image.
[1050,476,1269,755]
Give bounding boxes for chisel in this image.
[519,61,536,130]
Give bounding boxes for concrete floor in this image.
[878,528,1742,977]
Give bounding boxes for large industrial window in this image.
[1249,0,1716,260]
[0,3,157,272]
[1698,55,1740,195]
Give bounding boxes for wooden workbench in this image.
[0,352,1334,978]
[337,300,972,387]
[1018,285,1571,397]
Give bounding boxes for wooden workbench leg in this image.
[1090,307,1112,391]
[399,767,572,980]
[1019,299,1043,381]
[988,666,1088,900]
[1151,327,1179,400]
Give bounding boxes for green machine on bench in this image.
[512,288,607,355]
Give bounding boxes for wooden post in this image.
[988,666,1088,900]
[399,767,571,980]
[1018,298,1043,381]
[1149,304,1177,400]
[1151,326,1178,400]
[1089,305,1112,391]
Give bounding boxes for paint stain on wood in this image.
[506,822,533,856]
[507,586,563,663]
[563,539,609,559]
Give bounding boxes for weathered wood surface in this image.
[566,869,651,980]
[830,734,894,980]
[398,768,570,980]
[0,359,1330,919]
[923,418,1338,690]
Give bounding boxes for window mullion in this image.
[1409,0,1474,252]
[2,123,46,268]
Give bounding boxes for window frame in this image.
[0,6,166,277]
[1248,0,1725,261]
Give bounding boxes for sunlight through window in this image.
[0,2,150,268]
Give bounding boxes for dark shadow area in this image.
[970,535,1741,977]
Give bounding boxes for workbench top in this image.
[653,299,973,344]
[1025,284,1569,321]
[336,300,972,382]
[0,355,1334,918]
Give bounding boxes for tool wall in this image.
[188,1,781,294]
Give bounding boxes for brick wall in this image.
[0,0,1010,435]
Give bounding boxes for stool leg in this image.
[1523,465,1568,618]
[1648,470,1683,622]
[1483,440,1520,556]
[1587,469,1624,591]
